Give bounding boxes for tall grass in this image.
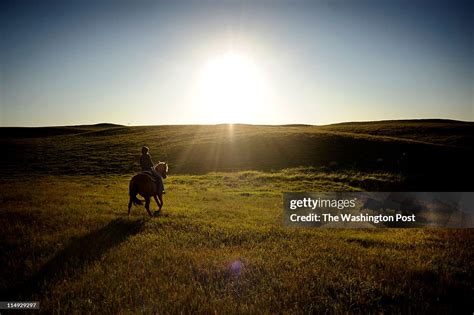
[1,170,473,313]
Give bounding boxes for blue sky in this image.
[1,0,472,126]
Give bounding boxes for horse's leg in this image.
[128,197,133,217]
[145,197,152,217]
[157,193,163,211]
[153,195,161,211]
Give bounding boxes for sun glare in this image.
[196,52,267,123]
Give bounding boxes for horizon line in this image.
[1,118,473,128]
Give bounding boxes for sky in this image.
[1,0,473,126]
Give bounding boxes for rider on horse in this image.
[140,146,165,194]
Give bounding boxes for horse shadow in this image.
[5,218,145,300]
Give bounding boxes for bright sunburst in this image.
[196,51,267,123]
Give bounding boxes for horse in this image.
[128,162,168,217]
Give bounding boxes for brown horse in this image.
[128,162,168,217]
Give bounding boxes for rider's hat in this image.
[141,146,149,154]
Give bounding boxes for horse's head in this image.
[154,162,168,179]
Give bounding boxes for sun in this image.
[195,52,267,123]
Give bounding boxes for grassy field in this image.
[2,120,473,190]
[1,120,473,313]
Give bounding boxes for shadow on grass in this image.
[5,218,145,300]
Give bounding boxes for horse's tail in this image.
[129,177,143,205]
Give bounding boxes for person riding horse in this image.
[140,146,165,194]
[129,159,168,217]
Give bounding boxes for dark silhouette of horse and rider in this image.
[128,146,168,217]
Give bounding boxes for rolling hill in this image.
[1,119,473,190]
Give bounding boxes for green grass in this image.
[1,121,473,313]
[321,119,474,148]
[2,120,473,190]
[1,170,473,313]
